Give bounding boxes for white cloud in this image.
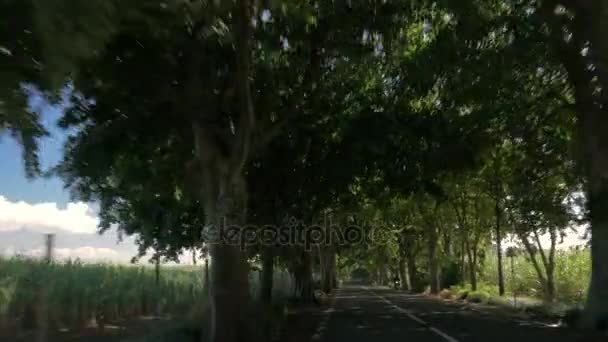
[0,196,203,264]
[0,196,99,234]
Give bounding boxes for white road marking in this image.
[367,288,460,342]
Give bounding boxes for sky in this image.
[0,103,70,207]
[0,100,145,263]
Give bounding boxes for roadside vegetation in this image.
[0,257,205,338]
[406,247,591,320]
[0,257,294,340]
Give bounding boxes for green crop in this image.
[0,257,205,335]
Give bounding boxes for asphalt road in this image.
[315,285,584,342]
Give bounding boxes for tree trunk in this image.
[406,251,417,292]
[495,200,505,296]
[460,240,466,286]
[519,233,549,298]
[570,19,608,322]
[298,252,314,302]
[472,249,478,290]
[204,178,252,342]
[442,230,452,258]
[379,263,388,286]
[327,251,336,292]
[209,243,251,342]
[398,256,410,291]
[583,214,608,329]
[155,256,160,286]
[544,0,608,328]
[204,258,210,293]
[428,228,440,294]
[261,248,274,304]
[535,229,557,303]
[466,242,477,291]
[546,269,556,303]
[319,246,336,294]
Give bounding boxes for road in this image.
[314,285,584,342]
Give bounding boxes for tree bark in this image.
[155,255,160,286]
[398,256,410,291]
[261,247,274,304]
[206,181,252,342]
[542,0,608,328]
[442,229,452,258]
[192,0,258,340]
[577,8,608,325]
[495,200,505,296]
[298,252,315,302]
[327,251,336,292]
[519,232,551,300]
[419,202,441,294]
[379,263,389,286]
[428,228,440,294]
[460,240,466,286]
[532,229,557,302]
[406,249,417,292]
[204,257,210,294]
[466,242,477,291]
[319,246,336,293]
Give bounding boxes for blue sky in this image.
[0,99,181,263]
[0,102,71,207]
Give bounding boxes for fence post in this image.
[44,234,55,263]
[38,233,54,342]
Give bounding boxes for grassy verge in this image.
[437,283,579,323]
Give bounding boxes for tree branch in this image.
[231,0,256,180]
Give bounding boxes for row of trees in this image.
[2,0,608,340]
[341,131,581,302]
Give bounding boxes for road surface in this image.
[314,285,583,342]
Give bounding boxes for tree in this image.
[0,0,52,177]
[479,150,511,296]
[538,0,608,328]
[40,2,304,340]
[450,178,493,291]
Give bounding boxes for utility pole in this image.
[44,233,55,263]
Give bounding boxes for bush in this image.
[448,285,470,300]
[467,291,491,303]
[481,248,590,305]
[441,260,463,289]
